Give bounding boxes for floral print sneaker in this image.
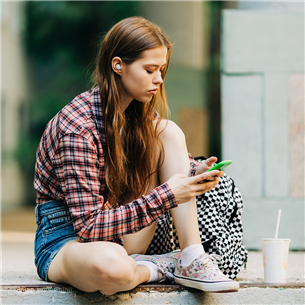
[174,253,239,292]
[131,251,181,283]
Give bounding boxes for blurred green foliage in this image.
[19,1,142,205]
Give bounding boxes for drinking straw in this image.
[274,209,282,239]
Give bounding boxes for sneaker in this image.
[174,253,239,292]
[131,251,181,283]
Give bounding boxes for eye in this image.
[146,70,153,74]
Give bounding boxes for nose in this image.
[153,72,163,85]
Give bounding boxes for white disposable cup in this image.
[261,238,291,283]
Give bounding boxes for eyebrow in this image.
[144,63,166,68]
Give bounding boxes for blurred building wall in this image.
[221,2,304,249]
[143,1,210,158]
[1,2,28,211]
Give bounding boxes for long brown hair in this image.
[94,17,172,206]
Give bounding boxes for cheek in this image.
[131,75,149,90]
[123,71,150,93]
[122,79,143,97]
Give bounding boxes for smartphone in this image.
[206,160,232,172]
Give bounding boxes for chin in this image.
[136,98,153,104]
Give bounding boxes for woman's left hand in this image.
[194,156,218,176]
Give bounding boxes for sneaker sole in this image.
[174,274,239,293]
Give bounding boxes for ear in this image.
[112,57,123,75]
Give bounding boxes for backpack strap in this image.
[228,178,238,225]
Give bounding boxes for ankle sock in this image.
[181,244,205,266]
[135,261,159,283]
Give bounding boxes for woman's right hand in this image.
[166,170,223,204]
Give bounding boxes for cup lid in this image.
[261,238,291,242]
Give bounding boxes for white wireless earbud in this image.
[115,64,121,70]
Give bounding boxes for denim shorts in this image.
[34,200,78,281]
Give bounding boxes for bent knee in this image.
[93,254,136,288]
[157,119,186,144]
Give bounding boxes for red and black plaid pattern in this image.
[34,87,177,244]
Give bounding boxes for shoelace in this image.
[197,253,222,270]
[158,262,175,283]
[158,266,174,283]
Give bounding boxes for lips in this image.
[149,89,158,95]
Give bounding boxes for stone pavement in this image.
[1,231,304,304]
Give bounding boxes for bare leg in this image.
[124,119,202,252]
[48,240,150,295]
[122,166,159,255]
[157,120,201,250]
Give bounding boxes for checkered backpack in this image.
[146,157,248,279]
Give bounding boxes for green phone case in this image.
[206,160,232,172]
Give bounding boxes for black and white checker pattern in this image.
[146,171,248,279]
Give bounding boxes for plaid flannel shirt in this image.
[34,87,181,245]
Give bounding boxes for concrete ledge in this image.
[2,282,305,292]
[2,282,304,304]
[1,285,304,305]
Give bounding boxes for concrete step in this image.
[1,283,304,304]
[1,234,304,304]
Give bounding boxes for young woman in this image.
[34,16,239,295]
